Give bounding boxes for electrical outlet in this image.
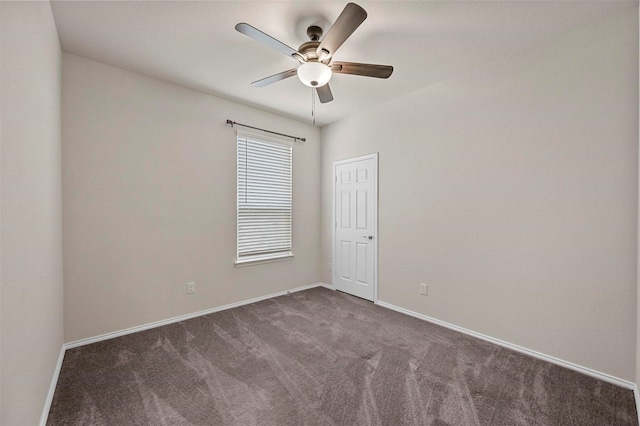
[420,283,428,296]
[186,282,196,294]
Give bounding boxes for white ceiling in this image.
[50,1,637,127]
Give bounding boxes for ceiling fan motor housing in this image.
[298,41,321,61]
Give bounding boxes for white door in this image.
[333,153,377,301]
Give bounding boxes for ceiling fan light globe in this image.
[297,62,332,88]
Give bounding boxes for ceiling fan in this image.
[235,2,393,104]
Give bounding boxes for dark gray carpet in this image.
[47,287,637,425]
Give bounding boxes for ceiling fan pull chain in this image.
[312,88,316,126]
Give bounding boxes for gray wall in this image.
[0,2,64,425]
[321,10,638,381]
[62,54,321,342]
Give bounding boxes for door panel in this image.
[340,191,351,228]
[339,240,351,280]
[333,155,377,301]
[356,242,368,284]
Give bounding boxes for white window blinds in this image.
[237,131,293,263]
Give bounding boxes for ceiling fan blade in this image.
[235,23,298,58]
[252,69,297,87]
[331,62,393,79]
[316,84,334,104]
[316,3,367,60]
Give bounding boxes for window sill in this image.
[235,253,294,267]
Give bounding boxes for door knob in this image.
[363,235,374,240]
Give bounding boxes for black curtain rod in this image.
[226,120,306,143]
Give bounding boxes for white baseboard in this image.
[376,300,635,391]
[634,384,640,421]
[65,283,324,349]
[39,345,66,426]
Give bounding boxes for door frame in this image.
[332,152,379,303]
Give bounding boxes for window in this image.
[236,131,293,265]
